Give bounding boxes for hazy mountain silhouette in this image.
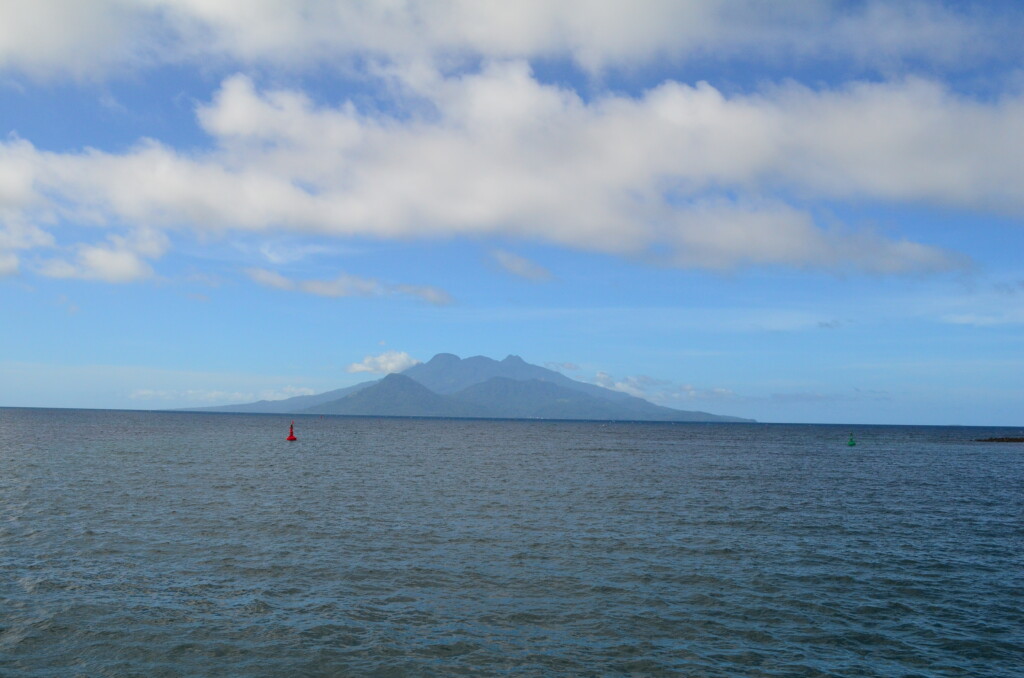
[182,353,753,422]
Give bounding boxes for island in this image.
[182,353,755,423]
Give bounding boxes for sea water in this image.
[1,408,1021,677]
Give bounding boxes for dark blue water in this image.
[1,408,1022,677]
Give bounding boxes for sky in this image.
[1,0,1023,425]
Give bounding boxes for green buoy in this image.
[847,434,856,447]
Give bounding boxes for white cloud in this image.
[594,371,648,398]
[0,1,1010,79]
[37,228,168,283]
[0,221,53,277]
[491,249,552,281]
[3,68,994,274]
[0,0,145,80]
[246,267,453,305]
[347,350,420,374]
[0,141,44,209]
[0,250,17,276]
[666,199,963,274]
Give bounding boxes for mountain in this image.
[179,353,754,422]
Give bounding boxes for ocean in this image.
[1,408,1021,677]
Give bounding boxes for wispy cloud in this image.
[546,361,580,372]
[593,371,736,404]
[37,229,168,283]
[245,268,453,305]
[257,240,344,265]
[491,249,553,281]
[130,385,316,403]
[0,361,332,410]
[920,282,1024,327]
[245,267,295,290]
[763,390,886,404]
[591,368,894,409]
[55,294,79,315]
[452,304,869,334]
[941,311,1024,327]
[0,222,54,277]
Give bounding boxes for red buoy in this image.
[286,421,297,441]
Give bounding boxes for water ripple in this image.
[1,410,1022,676]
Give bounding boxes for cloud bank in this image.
[3,1,1020,284]
[7,68,1012,276]
[0,1,1013,79]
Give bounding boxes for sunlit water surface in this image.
[1,408,1022,676]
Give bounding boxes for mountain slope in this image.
[302,373,492,418]
[450,377,751,422]
[450,377,630,420]
[182,381,377,413]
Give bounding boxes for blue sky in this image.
[1,1,1023,425]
